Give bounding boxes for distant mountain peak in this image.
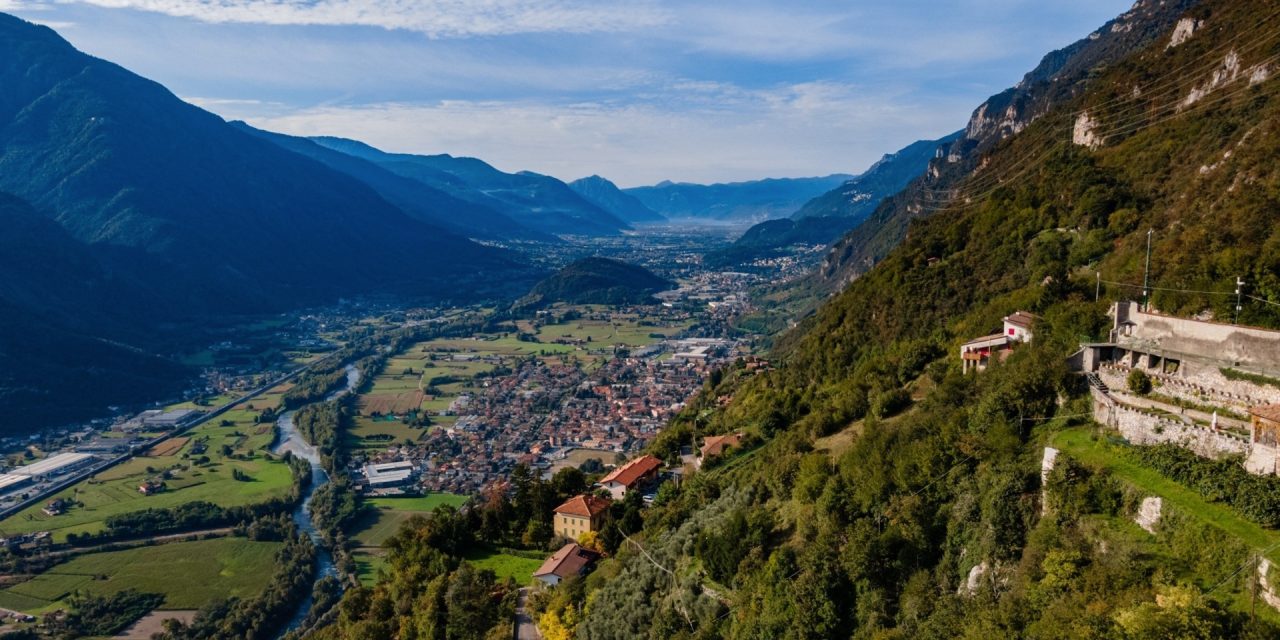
[568,175,664,224]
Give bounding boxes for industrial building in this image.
[363,460,415,488]
[0,474,31,494]
[11,452,96,480]
[138,409,203,430]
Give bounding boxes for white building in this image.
[363,460,415,488]
[11,453,96,480]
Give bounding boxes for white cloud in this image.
[217,82,965,186]
[63,0,668,37]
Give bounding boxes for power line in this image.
[1247,295,1280,308]
[1099,279,1235,297]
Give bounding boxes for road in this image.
[515,587,541,640]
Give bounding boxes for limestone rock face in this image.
[1168,17,1200,48]
[1134,496,1163,534]
[1073,113,1103,149]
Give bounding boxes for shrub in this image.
[1126,369,1152,395]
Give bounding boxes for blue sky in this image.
[2,0,1131,186]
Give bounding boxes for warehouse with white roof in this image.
[11,453,96,480]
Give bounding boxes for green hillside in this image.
[543,0,1280,637]
[520,257,673,308]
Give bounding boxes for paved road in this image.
[515,587,541,640]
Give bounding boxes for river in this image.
[272,364,360,637]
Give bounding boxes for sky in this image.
[0,0,1132,187]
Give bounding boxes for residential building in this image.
[533,542,601,587]
[553,494,611,540]
[1004,311,1037,342]
[600,454,662,499]
[960,311,1038,374]
[697,433,743,468]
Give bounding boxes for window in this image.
[1008,328,1016,336]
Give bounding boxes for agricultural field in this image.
[351,494,467,548]
[0,386,297,542]
[0,537,282,614]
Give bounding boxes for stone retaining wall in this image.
[1092,388,1250,459]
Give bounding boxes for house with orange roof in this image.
[533,542,601,587]
[599,454,662,499]
[697,433,744,468]
[553,493,612,540]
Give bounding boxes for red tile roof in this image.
[554,494,612,518]
[700,433,743,459]
[533,543,600,580]
[1004,311,1038,329]
[600,455,662,487]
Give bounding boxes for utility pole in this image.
[1236,277,1245,325]
[1096,271,1101,303]
[1143,229,1153,312]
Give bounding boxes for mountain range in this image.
[705,132,961,266]
[815,0,1200,289]
[623,174,853,223]
[0,13,542,429]
[310,137,629,237]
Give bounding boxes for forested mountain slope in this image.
[520,257,672,308]
[0,193,187,429]
[234,123,556,243]
[0,13,532,431]
[568,175,666,224]
[525,0,1280,637]
[817,0,1199,289]
[0,14,521,308]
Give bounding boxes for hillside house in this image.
[600,454,662,499]
[960,311,1038,373]
[533,542,601,587]
[553,494,612,540]
[697,433,743,468]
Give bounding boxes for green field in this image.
[350,493,469,586]
[0,387,297,542]
[0,538,282,613]
[462,547,545,584]
[354,552,389,587]
[1051,426,1280,561]
[351,493,467,548]
[346,416,430,451]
